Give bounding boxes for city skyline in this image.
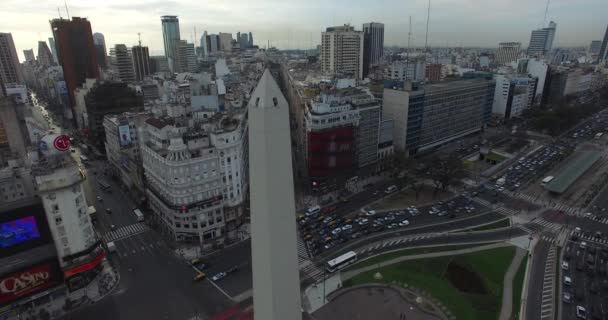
[1,0,607,61]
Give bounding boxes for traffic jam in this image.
[298,186,482,257]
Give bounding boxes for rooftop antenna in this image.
[407,16,412,55]
[542,0,550,27]
[425,0,431,52]
[64,0,70,19]
[194,26,197,45]
[137,32,142,46]
[57,7,62,19]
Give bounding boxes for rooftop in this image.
[544,150,601,193]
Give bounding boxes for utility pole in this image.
[425,0,431,52]
[542,0,550,27]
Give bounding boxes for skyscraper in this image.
[248,32,253,47]
[23,49,35,63]
[249,69,302,320]
[496,42,521,65]
[200,31,208,57]
[48,37,58,63]
[0,33,24,84]
[527,21,556,56]
[219,33,233,52]
[239,33,249,49]
[599,25,608,63]
[110,44,135,82]
[50,17,100,111]
[37,41,54,68]
[321,25,364,79]
[93,32,107,69]
[132,45,151,81]
[362,22,384,77]
[177,40,197,73]
[161,15,181,73]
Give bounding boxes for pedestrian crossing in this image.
[540,246,557,320]
[297,234,310,264]
[356,233,441,255]
[300,261,325,282]
[102,222,148,243]
[472,197,518,216]
[569,230,608,246]
[530,218,563,232]
[541,235,556,244]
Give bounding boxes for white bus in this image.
[541,176,555,186]
[134,209,144,222]
[326,251,358,273]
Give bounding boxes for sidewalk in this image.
[498,247,527,320]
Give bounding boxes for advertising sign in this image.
[0,262,60,306]
[0,216,41,249]
[53,135,70,152]
[118,125,132,147]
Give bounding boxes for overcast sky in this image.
[1,0,607,61]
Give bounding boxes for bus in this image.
[133,209,144,222]
[541,176,555,186]
[326,251,358,273]
[98,179,111,191]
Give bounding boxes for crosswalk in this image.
[356,233,441,255]
[540,235,556,244]
[297,234,310,264]
[540,246,557,320]
[505,190,584,216]
[300,261,325,283]
[102,222,148,243]
[472,197,519,216]
[518,218,563,235]
[569,230,608,246]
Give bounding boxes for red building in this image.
[425,63,444,83]
[50,17,100,114]
[307,126,356,186]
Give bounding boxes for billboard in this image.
[0,216,41,249]
[118,125,132,147]
[0,261,61,306]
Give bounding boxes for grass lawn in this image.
[510,255,528,320]
[343,243,493,272]
[466,219,511,232]
[370,185,453,210]
[343,246,516,320]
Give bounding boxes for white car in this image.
[211,272,227,281]
[341,224,353,231]
[563,275,572,286]
[576,306,587,319]
[358,218,369,226]
[580,241,587,249]
[398,220,410,227]
[331,227,342,235]
[97,196,103,201]
[561,261,569,271]
[365,210,377,216]
[585,212,592,218]
[574,227,581,233]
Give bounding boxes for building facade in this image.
[0,33,24,85]
[161,15,181,73]
[492,74,538,119]
[178,41,197,73]
[599,25,608,63]
[219,33,233,52]
[496,42,521,65]
[362,22,384,77]
[384,60,426,82]
[23,49,36,63]
[527,21,556,56]
[425,63,444,82]
[37,41,55,68]
[383,79,495,154]
[132,45,151,81]
[110,44,135,82]
[321,25,364,79]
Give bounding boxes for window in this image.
[175,223,181,228]
[61,237,68,246]
[55,217,62,225]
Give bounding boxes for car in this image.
[562,261,569,271]
[563,291,572,303]
[576,306,587,319]
[358,218,369,226]
[586,212,592,218]
[211,272,227,281]
[366,210,377,216]
[564,275,572,286]
[387,223,398,229]
[575,227,582,233]
[193,272,206,282]
[398,220,410,227]
[96,196,103,201]
[227,265,240,273]
[580,241,587,249]
[110,224,116,231]
[105,208,112,214]
[331,227,342,235]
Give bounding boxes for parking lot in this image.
[298,194,484,257]
[561,232,608,320]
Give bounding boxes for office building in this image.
[37,41,54,67]
[362,22,384,77]
[496,42,521,65]
[161,15,181,73]
[23,49,36,63]
[50,17,100,111]
[527,21,556,56]
[589,40,602,55]
[200,31,208,57]
[93,33,107,69]
[219,33,233,52]
[249,69,302,320]
[150,55,169,73]
[177,40,197,73]
[492,74,537,119]
[383,78,495,154]
[425,63,444,82]
[321,25,364,79]
[0,33,24,84]
[515,58,550,103]
[599,25,608,63]
[48,37,58,64]
[110,44,135,82]
[384,60,425,82]
[238,33,249,49]
[248,32,253,47]
[132,45,151,81]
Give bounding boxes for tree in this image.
[425,153,466,192]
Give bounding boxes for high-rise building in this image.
[132,45,151,81]
[48,37,58,64]
[37,41,54,67]
[527,21,556,56]
[50,17,100,111]
[177,40,197,73]
[110,44,135,82]
[200,31,208,57]
[599,25,608,63]
[492,74,538,119]
[93,32,107,69]
[0,33,24,84]
[150,55,168,73]
[249,69,302,320]
[161,15,181,73]
[425,63,445,82]
[589,40,602,55]
[248,32,253,47]
[219,33,233,52]
[321,25,364,79]
[208,34,220,52]
[362,22,384,77]
[239,33,249,49]
[383,78,495,154]
[23,49,35,63]
[384,60,425,81]
[496,42,521,65]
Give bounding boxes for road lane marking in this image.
[206,279,233,300]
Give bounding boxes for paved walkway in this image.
[341,242,510,282]
[498,247,527,320]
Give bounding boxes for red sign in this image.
[64,251,105,278]
[0,263,58,305]
[53,135,71,151]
